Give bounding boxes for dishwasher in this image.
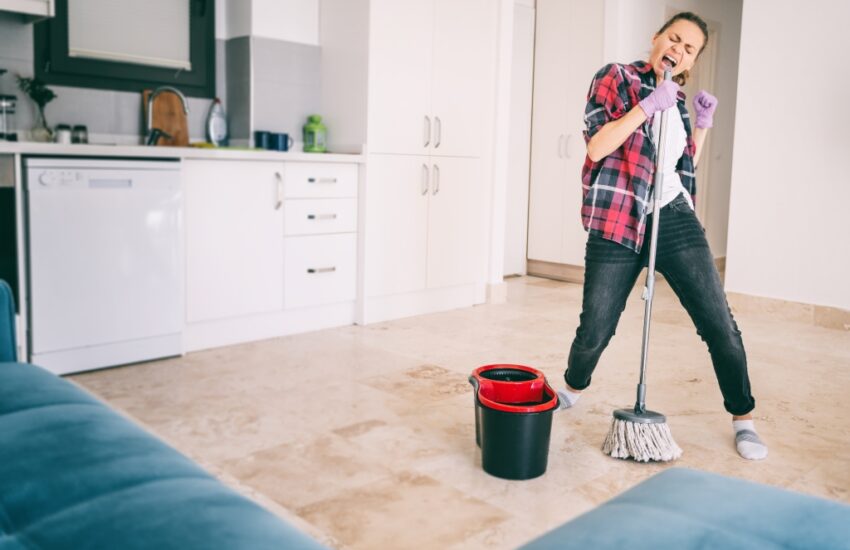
[25,157,182,375]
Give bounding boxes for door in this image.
[527,0,570,264]
[426,156,483,288]
[527,0,604,266]
[367,0,434,155]
[185,159,284,322]
[429,0,489,158]
[364,154,429,297]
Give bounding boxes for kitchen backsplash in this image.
[0,11,321,146]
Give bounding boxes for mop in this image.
[602,67,683,462]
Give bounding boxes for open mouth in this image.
[662,54,679,69]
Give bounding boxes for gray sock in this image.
[733,419,768,460]
[556,388,582,410]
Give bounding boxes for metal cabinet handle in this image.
[307,213,338,220]
[274,171,283,210]
[424,116,431,147]
[564,134,572,159]
[421,163,429,195]
[432,164,440,195]
[307,177,338,184]
[558,134,565,158]
[434,116,442,148]
[307,267,336,274]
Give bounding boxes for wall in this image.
[604,0,743,259]
[725,0,850,311]
[0,0,322,145]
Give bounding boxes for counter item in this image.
[205,98,228,146]
[71,124,88,144]
[25,158,182,374]
[0,95,17,141]
[269,133,294,152]
[142,88,189,146]
[303,115,327,153]
[253,130,270,149]
[54,124,71,144]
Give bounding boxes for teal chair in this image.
[0,279,15,361]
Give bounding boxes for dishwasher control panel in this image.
[38,170,81,187]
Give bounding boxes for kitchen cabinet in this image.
[184,157,360,351]
[365,154,484,298]
[527,0,604,269]
[0,0,53,21]
[185,159,285,323]
[367,0,488,158]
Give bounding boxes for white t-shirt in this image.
[647,106,694,213]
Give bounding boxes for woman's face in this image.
[650,19,705,80]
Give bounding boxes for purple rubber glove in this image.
[638,80,679,119]
[693,90,718,128]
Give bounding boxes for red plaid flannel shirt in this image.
[581,61,696,253]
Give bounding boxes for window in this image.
[34,0,215,98]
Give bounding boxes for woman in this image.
[556,12,767,460]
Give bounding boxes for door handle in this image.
[421,163,429,195]
[564,134,572,159]
[307,213,338,220]
[307,177,338,184]
[434,116,442,148]
[424,116,431,148]
[307,266,336,274]
[558,134,565,158]
[432,164,440,195]
[274,171,283,210]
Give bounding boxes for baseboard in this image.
[727,293,850,332]
[526,260,584,284]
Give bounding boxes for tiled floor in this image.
[71,276,850,549]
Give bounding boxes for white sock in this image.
[556,388,582,410]
[733,419,768,460]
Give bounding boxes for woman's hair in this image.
[656,12,709,86]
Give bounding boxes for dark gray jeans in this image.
[565,194,755,416]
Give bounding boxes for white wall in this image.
[216,0,319,43]
[604,0,742,258]
[725,0,850,311]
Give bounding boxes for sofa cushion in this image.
[0,362,327,550]
[520,467,850,549]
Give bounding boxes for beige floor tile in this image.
[71,275,850,548]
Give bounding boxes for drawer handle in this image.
[307,177,338,184]
[307,267,336,274]
[307,213,338,220]
[275,171,283,210]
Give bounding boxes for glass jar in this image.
[302,114,327,153]
[0,95,17,141]
[72,124,89,144]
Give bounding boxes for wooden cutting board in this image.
[142,89,189,146]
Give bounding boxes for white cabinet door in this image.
[185,159,285,323]
[426,156,483,288]
[0,0,53,19]
[527,0,570,265]
[367,0,434,155]
[364,154,429,297]
[527,0,604,266]
[430,0,488,158]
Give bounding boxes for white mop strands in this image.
[602,418,683,462]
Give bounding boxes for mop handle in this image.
[635,68,672,414]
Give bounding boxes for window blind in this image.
[68,0,191,70]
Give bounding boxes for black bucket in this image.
[469,364,559,480]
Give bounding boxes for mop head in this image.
[602,417,683,462]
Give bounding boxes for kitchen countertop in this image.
[0,142,365,163]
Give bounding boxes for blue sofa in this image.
[521,467,850,549]
[0,280,326,549]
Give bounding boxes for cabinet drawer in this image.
[284,199,357,236]
[284,162,358,199]
[285,234,357,309]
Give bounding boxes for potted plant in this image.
[17,75,57,142]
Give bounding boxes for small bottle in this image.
[206,98,228,146]
[54,124,72,144]
[71,124,88,144]
[302,114,327,153]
